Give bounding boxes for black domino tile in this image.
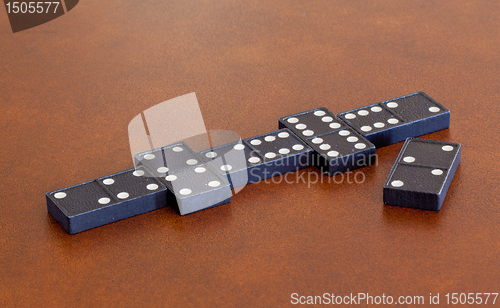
[164,165,232,215]
[244,128,313,179]
[307,127,376,176]
[47,167,168,234]
[383,138,461,211]
[199,141,266,189]
[278,107,346,140]
[337,92,450,148]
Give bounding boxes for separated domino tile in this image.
[383,138,461,210]
[307,128,376,176]
[134,141,203,177]
[338,92,450,148]
[278,107,347,140]
[199,141,266,189]
[47,167,167,234]
[164,165,232,215]
[244,128,313,180]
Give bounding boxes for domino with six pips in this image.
[46,91,459,233]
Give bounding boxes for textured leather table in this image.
[1,1,499,307]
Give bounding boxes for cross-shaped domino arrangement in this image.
[133,141,232,215]
[47,91,459,234]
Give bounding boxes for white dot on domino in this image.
[133,170,145,177]
[248,157,261,164]
[54,192,66,199]
[371,106,382,112]
[321,116,333,122]
[186,159,198,165]
[98,197,110,205]
[265,136,276,142]
[319,144,331,150]
[327,151,339,157]
[157,167,169,173]
[287,117,299,123]
[432,169,444,176]
[429,107,440,113]
[339,130,350,136]
[312,138,323,144]
[345,113,356,119]
[361,126,372,132]
[330,123,341,129]
[347,136,358,143]
[442,145,453,151]
[195,167,206,173]
[143,154,155,160]
[387,102,398,108]
[403,156,415,163]
[292,144,304,151]
[117,192,129,199]
[166,175,177,181]
[205,151,217,158]
[172,147,183,152]
[250,139,262,146]
[391,180,404,187]
[208,181,221,188]
[147,184,159,191]
[278,132,289,138]
[279,148,290,155]
[233,143,245,150]
[374,122,385,128]
[314,110,326,116]
[388,118,399,124]
[179,188,192,195]
[303,130,314,136]
[358,110,369,116]
[103,178,114,185]
[265,152,277,159]
[220,165,232,171]
[355,143,366,149]
[296,124,307,130]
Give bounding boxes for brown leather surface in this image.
[1,0,499,306]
